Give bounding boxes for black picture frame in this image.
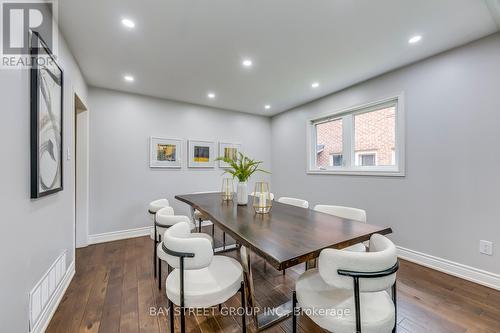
[30,31,64,198]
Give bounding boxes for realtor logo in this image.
[1,0,57,68]
[2,1,53,54]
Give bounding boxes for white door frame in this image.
[75,93,89,248]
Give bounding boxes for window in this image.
[354,106,395,167]
[315,118,343,169]
[307,95,404,176]
[330,154,343,167]
[356,151,376,166]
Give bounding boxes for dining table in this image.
[175,192,392,331]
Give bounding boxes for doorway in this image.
[75,94,89,248]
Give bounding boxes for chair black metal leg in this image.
[211,224,215,238]
[169,299,174,333]
[158,258,162,290]
[198,218,202,232]
[353,277,361,333]
[180,257,186,333]
[392,281,397,333]
[240,281,246,333]
[180,307,185,333]
[282,269,286,276]
[153,225,157,278]
[223,232,226,250]
[292,291,297,333]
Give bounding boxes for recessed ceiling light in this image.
[121,18,135,28]
[242,59,253,67]
[311,82,320,88]
[207,92,216,99]
[264,105,271,110]
[408,35,422,44]
[123,75,134,82]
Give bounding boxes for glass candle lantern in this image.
[221,177,234,201]
[253,182,272,214]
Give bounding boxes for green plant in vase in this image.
[216,152,270,205]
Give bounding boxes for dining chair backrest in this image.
[313,204,366,223]
[157,206,174,216]
[163,221,213,270]
[149,199,170,213]
[250,192,275,201]
[277,197,309,208]
[318,234,397,292]
[156,210,193,228]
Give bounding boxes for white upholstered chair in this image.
[149,198,170,214]
[250,191,275,201]
[275,196,309,276]
[314,204,368,252]
[292,234,398,333]
[162,222,246,333]
[155,212,212,290]
[148,199,171,277]
[191,191,217,244]
[277,197,309,208]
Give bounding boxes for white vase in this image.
[237,181,248,205]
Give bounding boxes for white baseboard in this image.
[87,220,213,245]
[88,226,153,245]
[32,260,75,333]
[397,246,500,291]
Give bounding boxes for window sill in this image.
[307,169,405,177]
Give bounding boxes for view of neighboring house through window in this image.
[356,151,376,166]
[310,96,403,175]
[315,118,342,168]
[330,153,343,166]
[354,106,395,166]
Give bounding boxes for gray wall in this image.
[271,33,500,275]
[88,88,272,235]
[0,34,88,332]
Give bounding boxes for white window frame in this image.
[329,153,343,167]
[306,93,405,176]
[355,151,377,166]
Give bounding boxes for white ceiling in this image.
[59,0,499,116]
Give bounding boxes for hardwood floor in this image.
[46,229,500,333]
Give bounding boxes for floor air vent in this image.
[29,251,67,332]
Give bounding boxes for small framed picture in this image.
[188,140,216,168]
[218,142,242,168]
[150,137,183,168]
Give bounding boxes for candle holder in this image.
[253,182,272,214]
[221,177,234,201]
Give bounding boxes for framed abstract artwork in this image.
[218,142,242,168]
[30,31,64,198]
[188,140,216,168]
[150,137,183,168]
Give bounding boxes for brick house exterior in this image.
[316,107,395,167]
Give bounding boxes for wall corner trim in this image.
[31,260,75,333]
[397,246,500,291]
[88,226,153,245]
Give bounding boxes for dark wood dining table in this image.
[175,192,392,330]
